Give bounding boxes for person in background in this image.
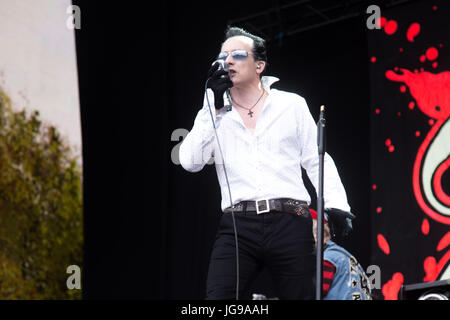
[310,208,372,300]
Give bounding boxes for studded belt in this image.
[224,198,310,216]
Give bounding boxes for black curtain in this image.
[78,1,372,299]
[76,1,169,298]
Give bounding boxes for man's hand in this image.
[324,208,355,238]
[206,62,233,110]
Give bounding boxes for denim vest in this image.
[323,240,372,300]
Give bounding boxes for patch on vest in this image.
[349,256,358,275]
[352,292,362,300]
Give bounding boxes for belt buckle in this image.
[256,199,270,214]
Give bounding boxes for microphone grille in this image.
[213,59,229,72]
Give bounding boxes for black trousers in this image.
[206,210,315,300]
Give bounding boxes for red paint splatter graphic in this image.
[384,138,395,153]
[385,139,391,147]
[421,218,430,235]
[385,69,450,224]
[372,184,377,190]
[385,70,450,119]
[425,47,438,60]
[376,207,382,214]
[384,20,398,35]
[382,272,404,300]
[377,16,398,35]
[377,234,390,255]
[423,256,438,281]
[407,23,420,42]
[423,251,450,282]
[371,56,377,63]
[437,232,450,252]
[375,4,450,300]
[376,17,387,28]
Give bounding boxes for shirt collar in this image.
[261,76,280,91]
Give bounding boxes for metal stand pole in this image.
[315,105,326,300]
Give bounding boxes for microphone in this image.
[212,59,232,111]
[212,59,229,72]
[317,105,326,155]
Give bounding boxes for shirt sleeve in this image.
[179,89,223,172]
[296,96,351,212]
[323,259,337,296]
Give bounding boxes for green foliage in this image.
[0,87,83,299]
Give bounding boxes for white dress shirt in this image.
[179,76,351,212]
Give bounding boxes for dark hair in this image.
[223,26,268,64]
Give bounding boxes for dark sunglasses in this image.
[217,49,250,61]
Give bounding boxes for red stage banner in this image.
[368,0,450,299]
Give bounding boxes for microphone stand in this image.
[316,105,326,300]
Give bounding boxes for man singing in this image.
[179,26,352,300]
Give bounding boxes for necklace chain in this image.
[231,89,266,117]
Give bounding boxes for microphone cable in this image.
[204,79,240,300]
